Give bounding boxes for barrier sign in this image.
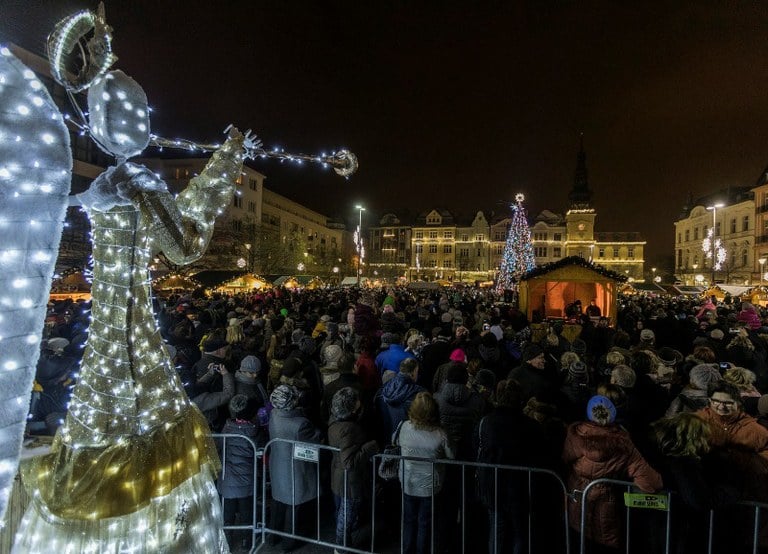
[293,443,319,463]
[624,493,669,511]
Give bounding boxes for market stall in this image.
[213,273,270,294]
[517,256,626,323]
[151,273,201,296]
[49,269,91,302]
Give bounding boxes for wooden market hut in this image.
[301,276,325,290]
[273,275,300,289]
[702,284,754,302]
[49,269,91,301]
[152,273,201,295]
[214,273,271,294]
[518,256,627,323]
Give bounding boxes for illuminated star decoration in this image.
[702,228,727,270]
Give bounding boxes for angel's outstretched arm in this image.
[119,130,245,265]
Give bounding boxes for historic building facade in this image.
[674,186,756,286]
[139,157,350,275]
[367,145,647,283]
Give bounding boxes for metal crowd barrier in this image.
[211,432,262,554]
[577,478,768,554]
[219,438,768,554]
[370,453,571,554]
[254,437,375,554]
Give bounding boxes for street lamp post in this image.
[692,263,698,287]
[244,243,252,273]
[706,203,724,285]
[355,204,365,286]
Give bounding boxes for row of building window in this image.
[412,230,486,241]
[414,245,492,256]
[532,232,564,241]
[676,250,750,268]
[677,216,750,243]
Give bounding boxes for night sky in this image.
[4,1,768,269]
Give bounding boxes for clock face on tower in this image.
[578,223,585,231]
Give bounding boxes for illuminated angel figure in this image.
[2,7,250,553]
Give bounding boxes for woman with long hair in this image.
[652,413,741,553]
[397,391,454,554]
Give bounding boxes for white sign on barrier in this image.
[293,443,319,463]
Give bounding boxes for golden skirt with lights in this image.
[21,407,220,520]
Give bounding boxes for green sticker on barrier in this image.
[623,493,669,511]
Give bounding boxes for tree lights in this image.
[496,193,535,292]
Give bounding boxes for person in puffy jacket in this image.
[328,387,379,549]
[218,394,259,551]
[267,384,323,551]
[374,358,425,445]
[563,395,663,550]
[737,302,762,330]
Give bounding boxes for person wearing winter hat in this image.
[610,365,637,390]
[298,335,317,357]
[638,328,655,347]
[432,348,468,393]
[508,343,555,402]
[218,393,260,551]
[193,334,231,378]
[666,364,722,417]
[560,361,593,421]
[563,394,662,549]
[269,384,300,411]
[320,344,344,386]
[191,359,235,430]
[235,355,269,409]
[268,383,323,550]
[328,386,379,549]
[586,395,617,425]
[571,339,587,357]
[291,328,306,346]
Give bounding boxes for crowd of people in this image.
[33,287,768,553]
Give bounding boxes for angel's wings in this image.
[0,47,72,519]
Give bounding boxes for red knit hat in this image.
[449,348,466,363]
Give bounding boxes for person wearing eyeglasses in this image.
[696,382,768,461]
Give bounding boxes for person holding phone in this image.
[191,362,235,429]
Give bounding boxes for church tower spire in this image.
[569,134,593,209]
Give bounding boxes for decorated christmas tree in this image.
[496,193,536,292]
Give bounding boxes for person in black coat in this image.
[434,364,486,554]
[475,379,559,554]
[218,395,260,551]
[650,413,742,554]
[507,344,559,402]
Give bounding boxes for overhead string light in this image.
[46,6,358,179]
[149,134,358,178]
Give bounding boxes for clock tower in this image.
[565,137,596,258]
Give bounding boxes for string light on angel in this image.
[0,3,356,552]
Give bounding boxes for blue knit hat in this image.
[587,395,616,425]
